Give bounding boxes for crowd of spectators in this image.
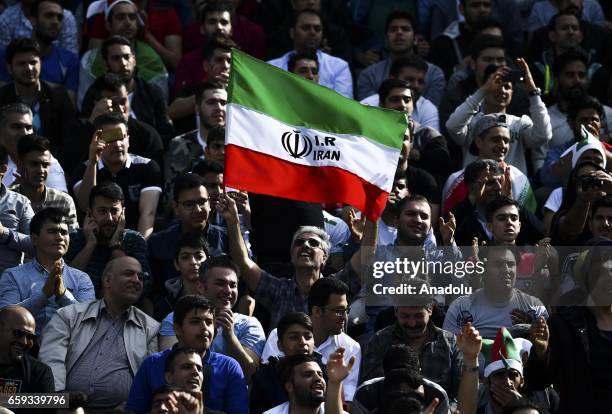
[1,0,612,413]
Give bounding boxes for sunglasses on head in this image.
[294,238,322,248]
[13,328,36,342]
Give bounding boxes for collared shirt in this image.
[0,259,95,333]
[260,329,361,401]
[254,265,360,329]
[66,303,132,408]
[0,4,79,54]
[126,347,248,414]
[268,49,353,99]
[64,229,150,297]
[11,185,78,231]
[360,322,462,399]
[3,156,67,194]
[160,311,266,358]
[0,184,34,273]
[360,94,440,131]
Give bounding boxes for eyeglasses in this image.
[294,238,322,248]
[180,198,209,210]
[325,307,350,317]
[13,328,36,342]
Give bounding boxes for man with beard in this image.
[0,0,79,105]
[0,38,76,155]
[65,182,151,297]
[81,35,174,144]
[73,112,162,239]
[0,0,78,54]
[360,288,461,400]
[77,0,168,106]
[0,305,54,401]
[268,9,352,99]
[0,208,94,334]
[39,256,160,410]
[446,61,551,174]
[164,81,227,201]
[443,245,548,339]
[260,277,361,403]
[127,295,248,414]
[159,256,265,381]
[546,50,612,148]
[266,350,354,414]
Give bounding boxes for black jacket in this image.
[0,81,76,154]
[525,306,612,414]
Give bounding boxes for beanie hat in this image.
[481,327,523,378]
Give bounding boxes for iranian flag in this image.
[225,49,407,221]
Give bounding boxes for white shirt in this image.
[360,94,440,131]
[261,329,361,401]
[264,401,348,414]
[4,155,68,193]
[543,187,563,213]
[268,50,353,99]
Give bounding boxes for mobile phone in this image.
[580,176,602,191]
[502,69,525,83]
[100,127,124,143]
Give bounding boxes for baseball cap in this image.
[469,113,510,156]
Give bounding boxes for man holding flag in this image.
[218,49,407,329]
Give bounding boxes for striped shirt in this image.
[66,304,132,408]
[11,185,79,231]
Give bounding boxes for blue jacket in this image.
[126,347,248,414]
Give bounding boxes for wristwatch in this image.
[463,365,480,373]
[529,88,542,97]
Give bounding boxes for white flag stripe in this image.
[226,104,401,192]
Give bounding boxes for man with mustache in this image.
[0,305,54,393]
[65,181,151,298]
[0,208,94,334]
[127,295,248,414]
[266,350,354,414]
[39,256,160,410]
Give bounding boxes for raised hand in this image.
[438,212,456,245]
[216,192,240,224]
[516,58,538,93]
[109,207,125,246]
[83,213,99,247]
[501,166,512,198]
[326,347,355,384]
[347,208,366,243]
[530,316,549,359]
[457,322,482,360]
[89,130,106,163]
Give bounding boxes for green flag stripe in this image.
[228,49,406,150]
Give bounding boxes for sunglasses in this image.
[13,328,36,342]
[294,238,322,248]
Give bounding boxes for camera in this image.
[580,176,602,191]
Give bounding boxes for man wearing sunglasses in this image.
[218,193,369,330]
[0,305,54,393]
